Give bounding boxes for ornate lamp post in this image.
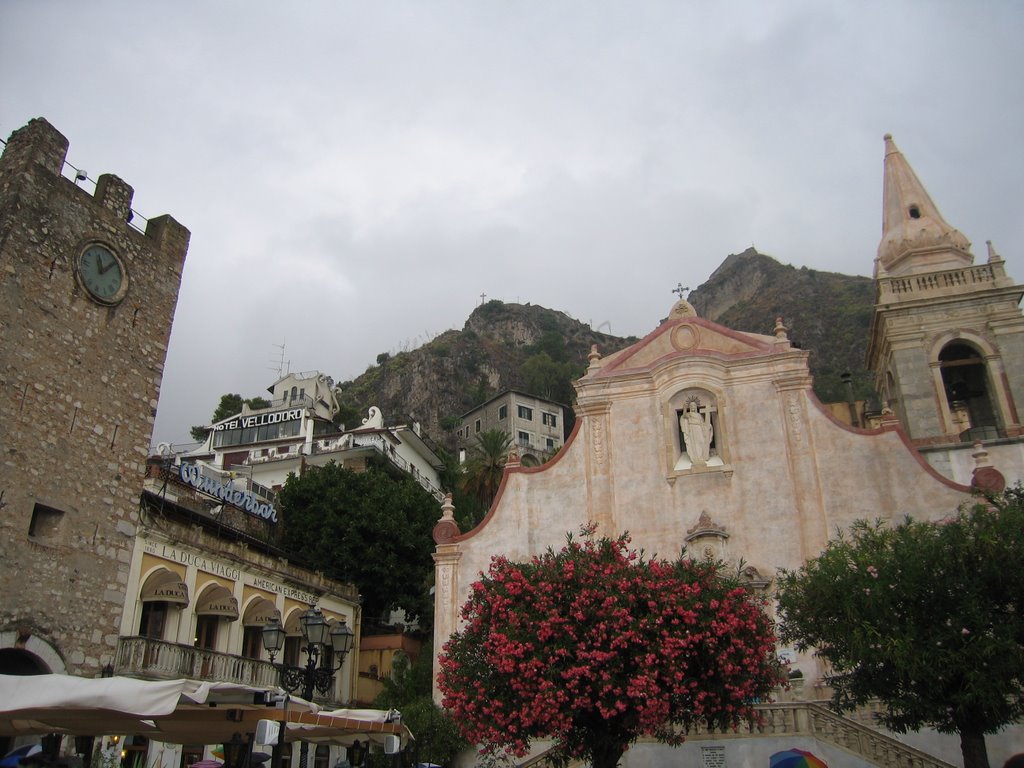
[262,606,355,768]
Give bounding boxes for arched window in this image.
[939,342,999,440]
[313,745,330,768]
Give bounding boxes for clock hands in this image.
[96,253,116,275]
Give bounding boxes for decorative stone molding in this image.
[432,494,461,544]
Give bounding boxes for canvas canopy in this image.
[0,675,410,748]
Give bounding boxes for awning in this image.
[140,568,190,605]
[195,585,239,620]
[242,598,280,627]
[0,675,412,747]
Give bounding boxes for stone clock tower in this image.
[0,118,189,675]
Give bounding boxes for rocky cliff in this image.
[334,301,631,450]
[688,247,876,402]
[333,250,877,450]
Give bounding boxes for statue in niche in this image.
[680,400,713,465]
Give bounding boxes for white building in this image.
[183,372,445,503]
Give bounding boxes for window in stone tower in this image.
[28,503,64,542]
[908,205,921,219]
[939,341,1000,440]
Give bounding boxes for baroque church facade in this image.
[431,136,1024,766]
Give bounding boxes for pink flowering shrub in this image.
[437,527,783,768]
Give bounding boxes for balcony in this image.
[114,636,338,705]
[116,635,278,686]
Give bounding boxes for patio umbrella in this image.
[0,745,42,768]
[770,749,828,768]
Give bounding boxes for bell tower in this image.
[866,134,1024,446]
[0,118,189,675]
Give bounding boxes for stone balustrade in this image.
[114,636,337,706]
[515,702,957,768]
[878,263,1003,301]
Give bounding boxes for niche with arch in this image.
[667,387,726,472]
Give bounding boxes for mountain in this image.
[333,301,634,450]
[687,247,876,403]
[333,249,877,449]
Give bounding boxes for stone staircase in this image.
[517,702,957,768]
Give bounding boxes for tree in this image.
[374,644,468,767]
[776,490,1024,768]
[460,429,513,510]
[276,461,440,625]
[438,528,783,768]
[189,393,273,441]
[521,351,579,406]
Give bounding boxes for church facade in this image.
[431,136,1024,765]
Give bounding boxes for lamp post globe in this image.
[261,607,355,768]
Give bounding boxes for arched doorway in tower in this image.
[939,342,1000,440]
[0,647,50,755]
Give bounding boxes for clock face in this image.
[78,244,127,304]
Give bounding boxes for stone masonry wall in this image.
[0,118,189,674]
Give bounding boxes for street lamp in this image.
[262,606,355,768]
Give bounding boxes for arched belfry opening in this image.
[939,342,999,441]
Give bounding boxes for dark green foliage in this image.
[777,490,1024,768]
[276,461,441,625]
[460,429,512,510]
[527,329,570,362]
[435,447,487,531]
[475,299,506,319]
[374,645,468,767]
[330,301,627,455]
[690,249,877,405]
[189,393,274,441]
[521,351,579,405]
[469,377,492,407]
[438,415,461,432]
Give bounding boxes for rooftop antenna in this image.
[269,341,290,378]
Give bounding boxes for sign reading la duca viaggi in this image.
[178,464,278,523]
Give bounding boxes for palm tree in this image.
[461,429,513,510]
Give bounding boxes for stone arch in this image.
[0,630,66,674]
[929,331,1013,440]
[520,453,541,468]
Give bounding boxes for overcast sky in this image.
[4,1,1022,448]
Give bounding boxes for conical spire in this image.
[875,134,971,277]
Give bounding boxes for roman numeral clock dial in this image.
[77,243,128,305]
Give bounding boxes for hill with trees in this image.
[688,247,876,402]
[198,250,876,450]
[334,250,876,444]
[333,300,633,450]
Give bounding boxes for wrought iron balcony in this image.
[114,636,338,704]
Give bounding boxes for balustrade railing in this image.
[517,703,956,768]
[879,263,1000,300]
[116,636,281,688]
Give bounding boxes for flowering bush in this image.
[776,488,1024,768]
[437,527,783,768]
